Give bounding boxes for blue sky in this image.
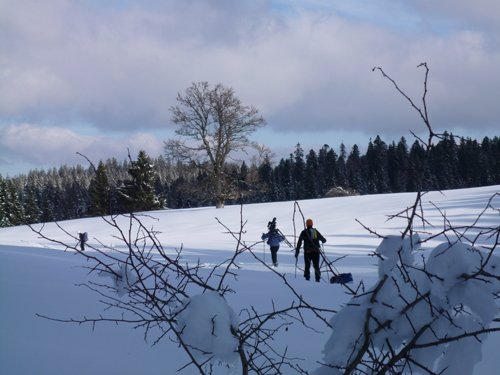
[1,0,499,176]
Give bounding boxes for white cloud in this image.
[0,123,164,170]
[0,0,499,174]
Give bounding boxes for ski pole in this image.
[321,243,330,281]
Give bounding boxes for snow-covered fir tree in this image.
[118,150,165,213]
[88,161,110,216]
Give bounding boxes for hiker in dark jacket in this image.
[295,218,326,282]
[261,219,285,267]
[78,232,88,251]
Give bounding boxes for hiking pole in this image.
[321,243,330,281]
[320,244,339,279]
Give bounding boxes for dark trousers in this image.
[304,251,320,281]
[270,246,279,264]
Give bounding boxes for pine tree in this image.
[482,136,500,184]
[492,137,500,183]
[239,161,249,186]
[429,132,460,189]
[292,144,306,199]
[335,143,347,188]
[39,183,58,223]
[395,137,410,191]
[6,181,25,226]
[88,161,111,216]
[258,154,273,198]
[304,149,319,198]
[118,150,165,213]
[22,184,41,224]
[387,137,409,193]
[365,136,389,193]
[407,141,428,191]
[274,158,292,201]
[457,138,482,187]
[0,176,9,227]
[346,144,365,193]
[318,145,337,195]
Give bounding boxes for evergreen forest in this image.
[1,133,499,227]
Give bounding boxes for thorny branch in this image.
[33,205,335,374]
[330,63,500,374]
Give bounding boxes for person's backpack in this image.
[267,230,278,245]
[80,232,88,242]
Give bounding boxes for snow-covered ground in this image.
[0,185,499,374]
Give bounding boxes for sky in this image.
[1,184,499,374]
[1,0,499,176]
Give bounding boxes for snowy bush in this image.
[175,291,239,363]
[315,236,500,375]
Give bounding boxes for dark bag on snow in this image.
[330,273,353,284]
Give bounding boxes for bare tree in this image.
[165,82,265,208]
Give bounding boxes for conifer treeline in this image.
[1,134,499,227]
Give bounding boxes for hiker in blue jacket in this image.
[295,218,326,282]
[261,218,285,267]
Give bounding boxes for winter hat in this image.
[306,218,313,227]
